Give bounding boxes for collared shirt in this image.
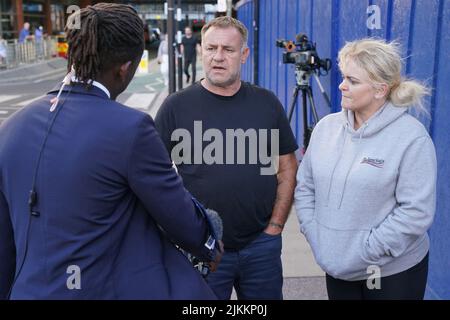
[18,29,30,43]
[70,76,111,99]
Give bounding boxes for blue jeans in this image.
[206,231,283,300]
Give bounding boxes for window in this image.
[23,1,45,33]
[0,0,16,39]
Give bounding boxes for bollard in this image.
[57,35,68,59]
[138,50,149,74]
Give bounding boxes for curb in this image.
[0,58,67,84]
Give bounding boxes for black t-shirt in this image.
[182,36,198,60]
[155,82,298,250]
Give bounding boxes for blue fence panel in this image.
[368,0,391,39]
[312,0,333,118]
[407,0,441,130]
[237,0,450,300]
[278,1,289,111]
[237,1,254,83]
[426,0,450,300]
[390,0,414,56]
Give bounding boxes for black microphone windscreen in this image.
[205,208,223,241]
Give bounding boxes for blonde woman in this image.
[295,38,436,300]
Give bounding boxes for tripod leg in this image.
[288,86,300,122]
[302,87,320,151]
[302,88,308,139]
[313,73,332,109]
[302,88,309,153]
[307,87,320,124]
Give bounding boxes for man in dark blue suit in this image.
[0,3,221,299]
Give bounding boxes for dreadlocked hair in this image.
[65,3,144,86]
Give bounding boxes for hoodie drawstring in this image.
[336,122,369,208]
[325,123,348,206]
[359,122,368,144]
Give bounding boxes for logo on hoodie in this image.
[361,157,384,168]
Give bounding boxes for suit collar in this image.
[48,82,110,100]
[71,77,111,98]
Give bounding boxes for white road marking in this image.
[13,95,45,107]
[123,93,156,110]
[145,84,157,92]
[0,95,21,104]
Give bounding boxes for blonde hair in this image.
[338,38,430,112]
[201,16,248,48]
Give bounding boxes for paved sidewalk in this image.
[281,212,327,300]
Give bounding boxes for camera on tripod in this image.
[276,34,331,74]
[275,33,332,153]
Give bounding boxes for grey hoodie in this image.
[295,102,436,281]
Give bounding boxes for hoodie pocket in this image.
[301,219,321,266]
[360,231,379,265]
[311,222,376,279]
[359,229,392,266]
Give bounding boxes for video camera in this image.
[276,33,331,74]
[275,34,332,152]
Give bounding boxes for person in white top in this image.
[0,35,7,65]
[157,34,169,86]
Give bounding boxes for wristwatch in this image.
[269,222,284,230]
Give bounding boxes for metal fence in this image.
[0,37,58,70]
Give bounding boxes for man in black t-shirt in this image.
[155,16,298,300]
[181,27,200,84]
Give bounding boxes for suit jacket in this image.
[0,83,217,299]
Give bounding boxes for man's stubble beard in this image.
[205,70,241,88]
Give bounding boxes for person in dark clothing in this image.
[181,26,200,84]
[0,3,222,300]
[156,16,299,300]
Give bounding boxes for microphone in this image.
[177,197,224,276]
[205,208,222,241]
[194,208,223,277]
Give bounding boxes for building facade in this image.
[0,0,95,39]
[0,0,222,40]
